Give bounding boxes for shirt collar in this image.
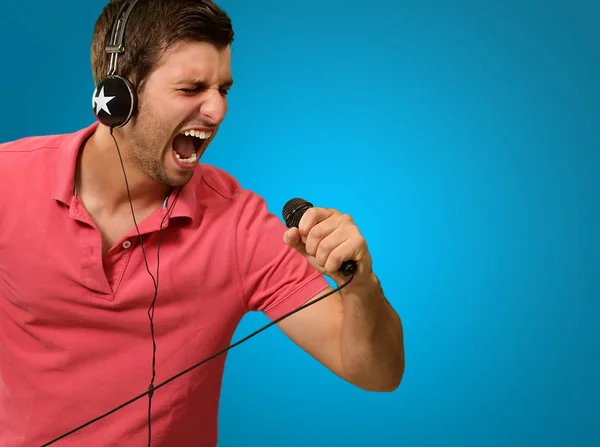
[52,122,200,221]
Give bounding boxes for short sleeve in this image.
[234,191,330,320]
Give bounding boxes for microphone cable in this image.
[40,129,355,447]
[41,274,352,446]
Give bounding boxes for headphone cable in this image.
[109,128,185,447]
[114,128,180,447]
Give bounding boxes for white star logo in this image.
[93,86,115,115]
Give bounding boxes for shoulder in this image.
[0,133,65,184]
[0,132,66,178]
[199,163,278,211]
[0,127,91,211]
[0,133,65,155]
[0,123,95,183]
[198,163,245,200]
[196,163,279,227]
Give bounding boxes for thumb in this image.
[283,227,303,249]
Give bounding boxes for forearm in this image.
[339,273,405,392]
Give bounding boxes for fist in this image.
[283,207,372,283]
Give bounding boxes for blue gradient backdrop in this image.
[1,1,598,446]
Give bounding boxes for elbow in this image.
[351,348,405,393]
[342,319,405,392]
[375,353,405,392]
[382,359,405,392]
[375,330,405,392]
[356,367,404,393]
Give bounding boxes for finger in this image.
[323,238,359,273]
[314,227,350,268]
[304,214,344,257]
[298,207,337,240]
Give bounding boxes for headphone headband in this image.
[106,0,139,76]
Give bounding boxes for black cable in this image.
[40,129,355,446]
[41,272,352,446]
[109,128,177,447]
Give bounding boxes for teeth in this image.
[174,151,198,164]
[182,130,212,139]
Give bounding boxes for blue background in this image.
[1,0,598,446]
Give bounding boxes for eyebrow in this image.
[176,78,234,88]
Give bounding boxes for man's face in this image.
[124,40,232,187]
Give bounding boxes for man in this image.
[0,0,404,445]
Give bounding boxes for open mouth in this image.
[172,129,213,165]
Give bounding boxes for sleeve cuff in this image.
[261,272,331,321]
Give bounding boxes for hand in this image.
[283,207,373,285]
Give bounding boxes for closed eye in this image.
[179,87,203,94]
[179,87,230,96]
[177,79,233,96]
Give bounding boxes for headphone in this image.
[92,0,140,128]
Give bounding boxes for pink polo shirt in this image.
[0,123,329,446]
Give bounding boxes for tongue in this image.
[173,135,195,159]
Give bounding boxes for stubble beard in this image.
[127,110,194,188]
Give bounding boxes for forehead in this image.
[151,41,232,83]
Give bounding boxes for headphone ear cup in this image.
[92,76,137,128]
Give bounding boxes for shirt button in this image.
[122,240,132,249]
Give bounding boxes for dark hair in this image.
[91,0,234,92]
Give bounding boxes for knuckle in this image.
[306,207,318,218]
[355,234,366,246]
[330,251,343,265]
[309,225,324,240]
[316,254,327,266]
[326,258,341,272]
[298,217,313,234]
[301,208,320,230]
[341,213,353,224]
[319,238,335,253]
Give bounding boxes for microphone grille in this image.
[282,198,313,228]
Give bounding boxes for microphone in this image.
[282,198,357,277]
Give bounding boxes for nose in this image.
[199,88,228,125]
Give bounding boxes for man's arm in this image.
[277,208,405,392]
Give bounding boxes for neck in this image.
[76,125,171,214]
